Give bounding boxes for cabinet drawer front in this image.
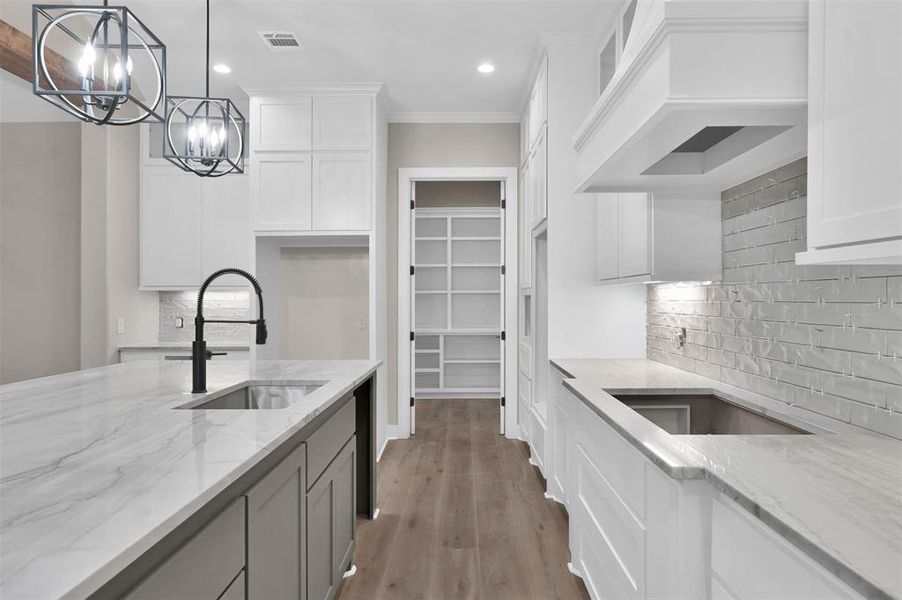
[574,397,646,520]
[575,445,646,598]
[712,494,859,599]
[126,498,246,599]
[306,396,356,489]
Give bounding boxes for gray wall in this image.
[387,123,520,424]
[647,158,902,439]
[0,123,82,383]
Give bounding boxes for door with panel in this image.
[202,174,251,287]
[255,154,313,231]
[312,153,372,231]
[595,194,620,281]
[618,192,650,278]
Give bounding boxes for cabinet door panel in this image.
[530,132,547,228]
[312,153,371,231]
[595,194,620,280]
[202,175,250,285]
[255,97,312,151]
[306,473,335,600]
[313,96,372,151]
[246,444,305,600]
[140,168,202,288]
[618,193,650,278]
[126,499,245,599]
[256,155,312,230]
[331,439,356,576]
[219,571,245,600]
[519,166,532,288]
[808,0,902,248]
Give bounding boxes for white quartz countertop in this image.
[0,359,379,599]
[551,358,902,600]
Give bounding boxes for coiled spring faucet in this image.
[193,268,267,393]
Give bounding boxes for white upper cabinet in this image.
[255,153,313,231]
[140,167,202,288]
[313,95,373,151]
[528,130,547,230]
[595,191,720,284]
[254,97,313,152]
[249,89,381,234]
[312,153,372,231]
[528,58,547,149]
[140,167,250,289]
[523,54,549,232]
[798,0,902,265]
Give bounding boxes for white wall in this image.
[80,125,159,368]
[279,247,369,360]
[545,43,646,360]
[387,123,520,424]
[0,123,81,383]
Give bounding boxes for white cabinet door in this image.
[618,193,650,278]
[254,97,313,152]
[807,0,902,251]
[312,153,371,231]
[528,57,547,148]
[140,167,202,288]
[595,194,620,281]
[202,175,251,285]
[519,165,532,288]
[255,154,313,231]
[529,131,548,229]
[313,96,373,151]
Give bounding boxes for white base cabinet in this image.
[595,191,721,284]
[554,378,864,600]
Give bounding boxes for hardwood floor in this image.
[336,399,589,600]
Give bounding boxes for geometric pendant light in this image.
[32,0,167,125]
[163,0,245,177]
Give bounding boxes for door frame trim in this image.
[397,167,519,439]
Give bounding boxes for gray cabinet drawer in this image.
[306,396,355,489]
[126,498,246,599]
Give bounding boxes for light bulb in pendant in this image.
[187,126,197,143]
[78,42,96,77]
[113,55,134,82]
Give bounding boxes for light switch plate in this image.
[117,318,125,335]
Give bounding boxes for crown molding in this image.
[389,111,520,124]
[242,83,385,97]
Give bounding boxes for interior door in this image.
[498,181,507,435]
[409,180,417,435]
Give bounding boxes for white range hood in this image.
[573,0,808,193]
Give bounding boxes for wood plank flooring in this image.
[336,399,589,600]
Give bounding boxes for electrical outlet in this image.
[117,318,125,335]
[358,315,368,329]
[175,317,184,328]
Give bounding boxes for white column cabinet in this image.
[140,167,250,290]
[250,91,378,234]
[140,167,202,288]
[312,153,372,231]
[798,0,902,265]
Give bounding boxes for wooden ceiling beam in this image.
[0,19,83,93]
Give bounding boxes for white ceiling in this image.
[1,0,613,122]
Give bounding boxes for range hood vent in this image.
[258,32,303,52]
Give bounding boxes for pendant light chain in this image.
[205,0,210,98]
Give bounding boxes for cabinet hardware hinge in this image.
[501,265,506,275]
[500,396,506,407]
[410,397,415,407]
[501,199,506,209]
[411,200,415,209]
[410,331,415,341]
[410,265,415,276]
[500,331,506,341]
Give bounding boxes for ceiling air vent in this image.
[258,32,303,52]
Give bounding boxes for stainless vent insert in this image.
[258,32,303,52]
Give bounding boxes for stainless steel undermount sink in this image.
[176,382,326,410]
[611,393,810,435]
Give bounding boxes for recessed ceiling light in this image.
[477,62,495,74]
[212,63,231,74]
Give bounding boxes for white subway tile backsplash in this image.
[159,291,251,342]
[647,158,901,439]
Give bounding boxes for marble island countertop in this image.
[552,358,902,600]
[0,359,379,599]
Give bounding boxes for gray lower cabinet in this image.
[306,436,357,600]
[125,498,246,600]
[246,443,306,600]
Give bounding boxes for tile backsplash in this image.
[647,158,902,439]
[159,291,250,343]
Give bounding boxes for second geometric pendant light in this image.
[164,0,245,177]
